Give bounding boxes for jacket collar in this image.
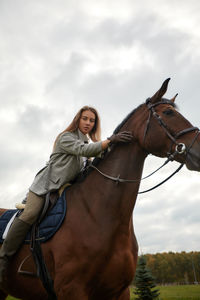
[77,129,89,143]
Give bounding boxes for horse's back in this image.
[0,209,7,217]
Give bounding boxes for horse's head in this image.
[133,78,200,171]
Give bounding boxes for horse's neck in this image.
[84,142,147,227]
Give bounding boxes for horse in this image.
[1,78,200,300]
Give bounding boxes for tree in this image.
[145,251,200,284]
[134,255,160,300]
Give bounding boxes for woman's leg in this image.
[0,218,30,286]
[19,190,45,225]
[0,191,45,286]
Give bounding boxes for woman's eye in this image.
[163,109,174,116]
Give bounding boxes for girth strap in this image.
[30,192,57,300]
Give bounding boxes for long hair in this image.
[53,106,101,151]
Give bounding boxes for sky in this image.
[0,0,200,254]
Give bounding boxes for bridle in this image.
[144,98,199,161]
[90,99,200,193]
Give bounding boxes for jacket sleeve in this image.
[58,132,102,157]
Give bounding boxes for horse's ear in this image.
[171,93,178,103]
[150,78,171,103]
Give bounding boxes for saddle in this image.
[0,190,67,244]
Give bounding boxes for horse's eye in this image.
[163,109,174,116]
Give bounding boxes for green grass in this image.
[6,285,200,300]
[131,284,200,300]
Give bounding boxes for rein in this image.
[90,99,200,193]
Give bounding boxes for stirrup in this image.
[18,254,39,277]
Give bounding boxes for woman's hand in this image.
[108,131,133,144]
[101,131,133,150]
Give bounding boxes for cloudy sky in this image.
[0,0,200,254]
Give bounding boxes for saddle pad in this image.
[0,190,67,244]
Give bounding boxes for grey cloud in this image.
[134,208,200,253]
[1,104,56,143]
[16,105,53,139]
[169,198,200,224]
[0,104,58,188]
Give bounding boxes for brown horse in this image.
[1,78,200,300]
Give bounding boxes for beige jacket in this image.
[29,129,102,195]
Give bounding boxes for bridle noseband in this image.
[90,99,200,193]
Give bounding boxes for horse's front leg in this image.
[55,283,88,300]
[118,288,130,300]
[54,271,88,300]
[0,290,8,300]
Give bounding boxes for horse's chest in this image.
[87,249,135,299]
[103,249,135,283]
[84,231,136,286]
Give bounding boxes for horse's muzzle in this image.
[185,148,200,171]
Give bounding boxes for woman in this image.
[0,106,132,284]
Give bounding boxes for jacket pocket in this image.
[35,166,47,177]
[49,175,60,185]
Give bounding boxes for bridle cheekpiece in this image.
[143,98,199,161]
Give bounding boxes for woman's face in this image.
[79,110,96,135]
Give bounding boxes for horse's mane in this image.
[74,98,176,183]
[113,104,143,134]
[114,98,177,134]
[93,103,143,163]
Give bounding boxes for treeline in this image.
[136,251,200,285]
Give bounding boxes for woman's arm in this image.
[58,131,133,157]
[58,132,102,157]
[101,139,110,150]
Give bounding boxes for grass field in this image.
[131,284,200,300]
[6,284,200,300]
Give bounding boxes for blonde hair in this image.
[53,106,101,151]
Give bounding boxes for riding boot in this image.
[0,217,31,286]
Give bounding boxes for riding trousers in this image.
[19,191,45,225]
